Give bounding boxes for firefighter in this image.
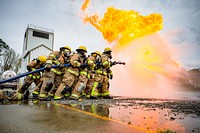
[11,55,47,100]
[99,47,113,99]
[39,46,71,100]
[54,45,87,100]
[85,51,103,99]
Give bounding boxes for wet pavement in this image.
[0,100,145,133]
[0,96,200,133]
[56,97,200,133]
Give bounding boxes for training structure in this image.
[21,24,54,73]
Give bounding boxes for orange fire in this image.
[82,1,163,46]
[81,0,90,11]
[81,0,181,99]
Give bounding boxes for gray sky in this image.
[0,0,200,69]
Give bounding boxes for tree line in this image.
[0,39,22,75]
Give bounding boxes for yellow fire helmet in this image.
[60,45,72,52]
[38,55,47,63]
[76,45,87,52]
[91,51,102,56]
[104,47,112,53]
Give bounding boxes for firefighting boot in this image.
[23,90,30,100]
[70,82,85,100]
[48,85,56,97]
[54,83,66,100]
[103,95,113,99]
[32,82,42,98]
[32,92,39,99]
[39,80,53,99]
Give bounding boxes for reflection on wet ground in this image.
[0,100,145,133]
[1,97,200,133]
[55,97,200,133]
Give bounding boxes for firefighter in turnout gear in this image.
[54,46,87,100]
[39,46,71,100]
[99,47,113,99]
[85,51,103,98]
[11,55,47,100]
[69,46,88,100]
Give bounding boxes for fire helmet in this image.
[76,45,87,52]
[104,47,112,53]
[91,51,102,56]
[60,45,72,52]
[38,55,47,63]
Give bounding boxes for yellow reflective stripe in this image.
[71,93,79,98]
[88,60,94,65]
[49,54,55,57]
[29,74,40,79]
[46,60,52,64]
[102,92,110,96]
[103,71,107,75]
[53,60,60,65]
[80,71,87,76]
[96,69,102,74]
[91,82,98,97]
[74,61,81,67]
[80,71,90,78]
[51,68,62,74]
[67,69,79,76]
[33,91,39,95]
[102,61,109,66]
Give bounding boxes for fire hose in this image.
[0,64,71,84]
[0,61,125,84]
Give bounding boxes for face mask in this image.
[96,55,101,62]
[109,55,112,59]
[78,50,86,57]
[63,50,70,57]
[36,58,41,64]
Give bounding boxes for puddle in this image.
[63,98,200,133]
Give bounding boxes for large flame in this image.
[82,5,163,46]
[81,0,181,98]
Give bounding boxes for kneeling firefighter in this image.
[11,55,47,100]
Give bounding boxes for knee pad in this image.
[77,83,86,93]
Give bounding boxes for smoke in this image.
[110,33,182,99]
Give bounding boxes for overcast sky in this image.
[0,0,200,69]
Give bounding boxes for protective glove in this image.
[81,64,87,68]
[59,63,65,68]
[109,75,113,80]
[45,63,52,71]
[111,61,117,66]
[27,66,32,72]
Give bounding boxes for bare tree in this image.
[0,39,21,75]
